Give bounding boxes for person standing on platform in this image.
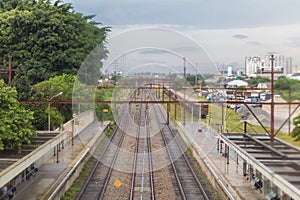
[6,187,14,200]
[1,185,8,198]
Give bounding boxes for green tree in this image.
[0,80,35,150]
[186,74,206,87]
[0,0,109,85]
[30,74,76,130]
[274,78,300,101]
[274,78,300,90]
[247,76,270,88]
[291,115,300,141]
[12,75,31,100]
[95,87,114,122]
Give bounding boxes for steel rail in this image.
[130,89,155,200]
[149,91,187,200]
[74,105,129,200]
[97,106,130,200]
[146,111,155,200]
[166,123,210,200]
[151,90,210,200]
[74,124,119,200]
[145,89,156,200]
[129,99,142,200]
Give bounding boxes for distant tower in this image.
[227,66,232,76]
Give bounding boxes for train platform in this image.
[12,121,109,200]
[177,122,266,200]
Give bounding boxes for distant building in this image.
[292,65,300,74]
[226,80,248,88]
[245,56,262,75]
[257,82,271,90]
[245,53,292,77]
[218,65,237,77]
[236,68,245,76]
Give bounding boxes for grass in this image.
[163,96,300,148]
[185,147,221,199]
[276,89,300,102]
[277,132,300,148]
[61,157,96,200]
[212,105,300,148]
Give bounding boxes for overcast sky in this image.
[64,0,300,73]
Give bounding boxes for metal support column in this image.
[226,145,230,164]
[71,119,74,146]
[158,86,160,99]
[263,177,270,195]
[243,160,247,176]
[183,57,186,126]
[249,165,254,180]
[191,104,194,122]
[288,89,291,135]
[56,144,59,163]
[53,146,56,156]
[270,54,275,143]
[244,121,247,134]
[175,103,177,120]
[8,53,12,86]
[167,103,170,125]
[162,86,164,102]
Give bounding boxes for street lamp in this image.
[48,92,63,131]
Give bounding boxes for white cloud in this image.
[63,0,300,67]
[65,0,300,29]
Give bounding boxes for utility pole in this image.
[0,53,19,86]
[183,57,186,126]
[8,53,12,86]
[270,54,275,143]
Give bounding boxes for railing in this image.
[0,110,95,189]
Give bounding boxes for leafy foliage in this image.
[0,80,35,150]
[275,78,300,90]
[291,115,300,141]
[274,78,300,101]
[247,76,270,88]
[0,0,109,85]
[29,74,76,130]
[12,75,31,100]
[186,74,206,87]
[95,87,114,122]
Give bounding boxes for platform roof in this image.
[220,133,300,199]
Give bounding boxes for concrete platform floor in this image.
[178,122,266,200]
[12,121,109,200]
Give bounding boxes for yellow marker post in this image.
[114,179,122,189]
[103,108,109,113]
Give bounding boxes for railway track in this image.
[76,88,210,200]
[150,90,210,200]
[75,105,130,200]
[130,90,155,200]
